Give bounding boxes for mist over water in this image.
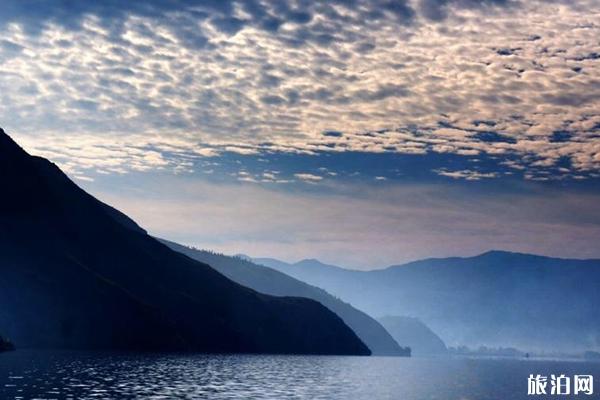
[1,351,599,400]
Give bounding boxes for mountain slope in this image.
[377,316,446,356]
[162,241,408,356]
[254,252,600,352]
[0,128,369,355]
[253,257,360,295]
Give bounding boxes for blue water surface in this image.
[1,351,599,399]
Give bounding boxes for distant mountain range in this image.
[161,240,409,356]
[253,252,600,353]
[0,128,369,355]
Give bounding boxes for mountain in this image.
[162,241,409,356]
[252,257,357,294]
[253,252,600,353]
[377,316,446,356]
[0,128,369,355]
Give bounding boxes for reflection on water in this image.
[1,351,599,399]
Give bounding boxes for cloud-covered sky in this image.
[1,0,600,267]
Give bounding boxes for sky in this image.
[1,0,600,269]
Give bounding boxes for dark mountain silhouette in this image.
[377,316,447,356]
[161,241,409,356]
[253,252,600,353]
[0,128,369,355]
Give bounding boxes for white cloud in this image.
[294,173,323,182]
[434,169,499,180]
[0,1,599,178]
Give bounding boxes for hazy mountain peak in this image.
[477,250,535,258]
[266,249,600,353]
[295,258,324,266]
[474,250,600,263]
[234,254,253,262]
[473,250,567,262]
[292,259,353,273]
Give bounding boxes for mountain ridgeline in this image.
[377,316,447,357]
[161,240,409,356]
[254,253,600,353]
[0,128,369,355]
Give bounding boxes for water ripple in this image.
[1,351,599,399]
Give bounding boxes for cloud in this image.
[3,0,599,268]
[0,0,599,181]
[418,0,517,21]
[434,169,499,180]
[294,173,324,182]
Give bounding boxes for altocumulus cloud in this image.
[0,0,599,181]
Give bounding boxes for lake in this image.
[1,351,599,399]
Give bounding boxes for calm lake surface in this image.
[1,351,599,399]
